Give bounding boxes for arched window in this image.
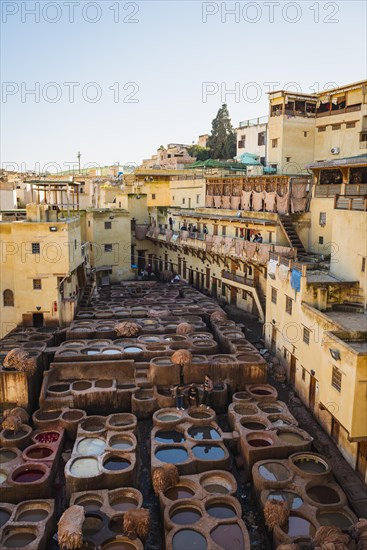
[3,289,14,307]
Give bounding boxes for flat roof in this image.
[326,311,367,333]
[307,154,367,169]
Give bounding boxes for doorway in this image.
[357,441,367,480]
[309,375,316,412]
[331,417,340,444]
[33,313,44,328]
[271,325,277,352]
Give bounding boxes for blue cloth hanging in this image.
[291,269,302,292]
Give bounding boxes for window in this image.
[104,244,113,252]
[258,132,266,146]
[104,221,112,229]
[238,140,245,148]
[302,367,306,381]
[196,194,200,204]
[304,131,308,137]
[3,289,14,307]
[318,126,326,132]
[319,212,327,226]
[362,257,366,273]
[303,327,310,345]
[119,202,121,208]
[213,224,218,236]
[152,194,156,200]
[331,366,342,392]
[241,134,246,140]
[32,243,40,254]
[360,131,367,143]
[74,239,77,250]
[286,157,291,163]
[33,279,42,290]
[319,236,324,244]
[346,121,356,129]
[221,226,226,236]
[182,197,185,204]
[332,123,341,130]
[88,220,91,227]
[272,138,279,148]
[271,287,277,304]
[285,296,292,315]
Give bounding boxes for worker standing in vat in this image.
[171,384,184,410]
[201,375,213,410]
[188,383,199,407]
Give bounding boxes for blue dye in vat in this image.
[192,445,225,461]
[155,447,188,464]
[188,426,221,441]
[155,431,185,444]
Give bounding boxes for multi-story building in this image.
[236,116,268,170]
[142,144,196,170]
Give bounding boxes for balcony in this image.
[335,195,367,211]
[314,184,342,197]
[222,270,254,287]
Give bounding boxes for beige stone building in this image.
[141,144,196,170]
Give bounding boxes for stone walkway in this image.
[223,304,367,520]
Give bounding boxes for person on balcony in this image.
[203,224,208,234]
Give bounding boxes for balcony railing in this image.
[222,270,254,287]
[316,104,362,117]
[314,184,342,197]
[345,183,367,196]
[335,194,367,211]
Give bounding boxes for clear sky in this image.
[1,0,366,172]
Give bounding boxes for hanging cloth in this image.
[231,196,241,210]
[241,190,252,210]
[268,258,278,279]
[235,239,244,256]
[165,229,173,242]
[181,230,188,241]
[278,264,289,281]
[291,268,302,292]
[291,197,307,213]
[244,241,257,259]
[291,183,307,198]
[252,191,265,211]
[264,191,277,212]
[277,192,289,215]
[221,196,231,209]
[257,243,272,264]
[214,196,222,208]
[205,195,214,207]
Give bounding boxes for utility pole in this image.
[77,151,81,174]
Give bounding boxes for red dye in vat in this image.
[13,469,45,483]
[248,438,272,447]
[35,432,59,444]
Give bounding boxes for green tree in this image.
[207,104,236,160]
[187,144,211,161]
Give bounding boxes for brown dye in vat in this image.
[36,410,61,420]
[4,533,37,548]
[170,507,201,524]
[211,523,244,549]
[204,484,229,495]
[48,383,69,393]
[248,438,272,447]
[17,509,48,522]
[63,411,84,421]
[78,500,103,512]
[206,504,236,518]
[3,430,27,440]
[111,497,138,511]
[317,512,352,530]
[172,530,207,550]
[307,486,340,504]
[165,486,195,500]
[102,539,136,549]
[251,389,272,396]
[241,422,267,430]
[278,432,305,444]
[26,447,53,459]
[0,450,17,463]
[109,516,124,534]
[83,515,104,537]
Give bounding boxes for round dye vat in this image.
[108,414,135,428]
[211,523,244,549]
[307,485,340,504]
[25,446,53,460]
[35,432,59,443]
[102,349,120,355]
[170,507,201,524]
[12,468,45,483]
[278,431,305,444]
[81,419,105,433]
[76,499,102,512]
[70,458,100,477]
[293,455,328,474]
[83,515,104,537]
[247,436,273,448]
[157,413,181,422]
[0,449,17,464]
[155,431,185,444]
[189,411,211,420]
[48,383,69,393]
[204,484,229,495]
[102,540,136,550]
[206,503,236,519]
[3,430,28,440]
[103,457,130,471]
[62,410,84,422]
[73,381,92,391]
[192,445,225,461]
[0,471,7,484]
[17,509,49,522]
[4,532,37,548]
[35,410,61,421]
[109,438,133,450]
[270,418,291,427]
[258,463,290,482]
[77,438,106,456]
[188,426,221,441]
[234,405,257,416]
[165,485,195,500]
[286,515,315,538]
[110,497,138,511]
[172,530,207,550]
[250,388,272,396]
[317,512,353,530]
[155,447,188,464]
[268,491,303,510]
[123,347,142,353]
[0,509,11,527]
[259,404,283,414]
[241,421,267,430]
[109,516,124,534]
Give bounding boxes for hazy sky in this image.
[1,0,366,172]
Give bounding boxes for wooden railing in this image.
[314,184,342,197]
[335,195,367,211]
